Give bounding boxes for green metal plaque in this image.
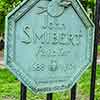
[5,0,95,93]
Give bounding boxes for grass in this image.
[98,45,100,54]
[0,65,100,100]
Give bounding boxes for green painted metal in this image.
[5,0,95,93]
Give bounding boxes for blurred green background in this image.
[0,0,96,33]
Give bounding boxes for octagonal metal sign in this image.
[5,0,95,93]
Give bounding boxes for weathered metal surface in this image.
[5,0,95,93]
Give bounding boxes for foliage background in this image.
[0,65,100,99]
[0,0,22,32]
[0,0,96,33]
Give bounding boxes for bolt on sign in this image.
[5,0,95,93]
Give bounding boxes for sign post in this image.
[47,93,53,100]
[71,84,77,100]
[90,0,99,100]
[20,83,27,100]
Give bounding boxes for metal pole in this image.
[71,84,77,100]
[20,83,27,100]
[90,0,100,100]
[47,93,53,100]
